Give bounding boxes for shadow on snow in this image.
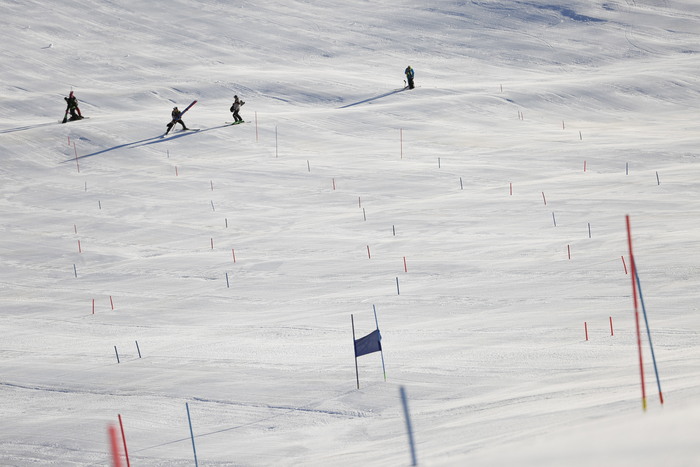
[0,122,60,134]
[63,124,231,162]
[339,87,408,109]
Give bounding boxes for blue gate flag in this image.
[354,329,382,357]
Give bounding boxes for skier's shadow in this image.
[339,87,407,109]
[66,124,230,161]
[131,124,229,148]
[0,122,58,134]
[68,135,163,161]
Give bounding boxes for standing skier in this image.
[230,95,245,123]
[404,66,415,89]
[63,91,83,123]
[166,106,189,135]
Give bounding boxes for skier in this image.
[63,91,83,123]
[230,95,245,123]
[404,65,415,90]
[166,106,189,135]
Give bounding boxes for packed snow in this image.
[1,0,700,465]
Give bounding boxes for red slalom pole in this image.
[403,256,408,273]
[584,322,588,341]
[626,215,647,411]
[108,424,124,467]
[118,414,131,467]
[621,255,628,274]
[610,316,614,336]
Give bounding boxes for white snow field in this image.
[2,0,700,465]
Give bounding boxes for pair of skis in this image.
[165,100,198,135]
[60,116,88,124]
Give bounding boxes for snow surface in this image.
[2,0,700,465]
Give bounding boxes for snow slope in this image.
[1,0,700,465]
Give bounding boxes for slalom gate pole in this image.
[626,215,647,411]
[373,305,387,381]
[108,424,124,467]
[633,263,664,405]
[118,414,131,467]
[186,403,199,467]
[351,314,360,389]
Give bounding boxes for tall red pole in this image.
[108,424,124,467]
[626,215,647,411]
[118,414,131,467]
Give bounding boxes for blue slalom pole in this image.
[399,386,418,466]
[186,402,199,467]
[633,263,664,405]
[373,305,387,381]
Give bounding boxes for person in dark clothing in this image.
[404,66,415,89]
[63,91,83,122]
[166,106,188,134]
[230,95,245,123]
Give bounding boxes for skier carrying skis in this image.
[404,65,415,89]
[230,95,245,123]
[63,91,83,123]
[166,106,189,135]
